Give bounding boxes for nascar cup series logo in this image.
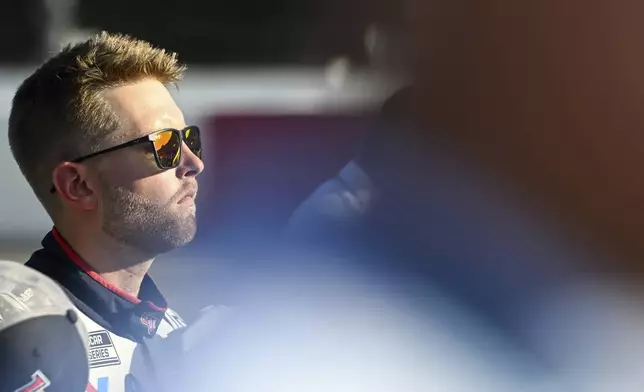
[140,312,159,336]
[87,331,121,369]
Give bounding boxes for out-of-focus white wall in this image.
[0,67,382,240]
[0,69,48,240]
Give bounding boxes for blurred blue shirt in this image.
[285,160,375,245]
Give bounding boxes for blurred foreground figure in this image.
[0,260,88,392]
[172,2,591,390]
[279,0,644,389]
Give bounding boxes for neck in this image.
[96,262,153,297]
[56,225,155,297]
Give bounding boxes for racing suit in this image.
[25,228,187,392]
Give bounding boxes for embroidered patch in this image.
[88,330,121,368]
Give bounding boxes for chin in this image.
[175,227,197,247]
[146,231,196,255]
[103,208,198,256]
[176,203,197,219]
[170,218,198,247]
[143,218,198,255]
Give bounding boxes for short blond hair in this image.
[8,31,186,215]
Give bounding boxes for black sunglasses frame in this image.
[50,126,201,193]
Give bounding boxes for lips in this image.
[176,184,198,204]
[178,195,193,204]
[178,192,196,204]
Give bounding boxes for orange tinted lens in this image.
[184,126,202,158]
[152,130,181,168]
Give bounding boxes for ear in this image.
[51,162,99,210]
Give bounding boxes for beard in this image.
[100,184,197,256]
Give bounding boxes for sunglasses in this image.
[50,126,202,193]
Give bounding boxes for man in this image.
[0,260,89,392]
[8,31,204,391]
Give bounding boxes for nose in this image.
[176,142,204,178]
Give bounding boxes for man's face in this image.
[94,79,204,254]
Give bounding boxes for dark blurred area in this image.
[77,0,339,65]
[0,0,403,66]
[0,0,47,63]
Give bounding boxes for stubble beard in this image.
[101,186,197,256]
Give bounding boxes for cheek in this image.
[130,171,181,203]
[99,151,156,184]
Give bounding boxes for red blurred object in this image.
[195,113,372,245]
